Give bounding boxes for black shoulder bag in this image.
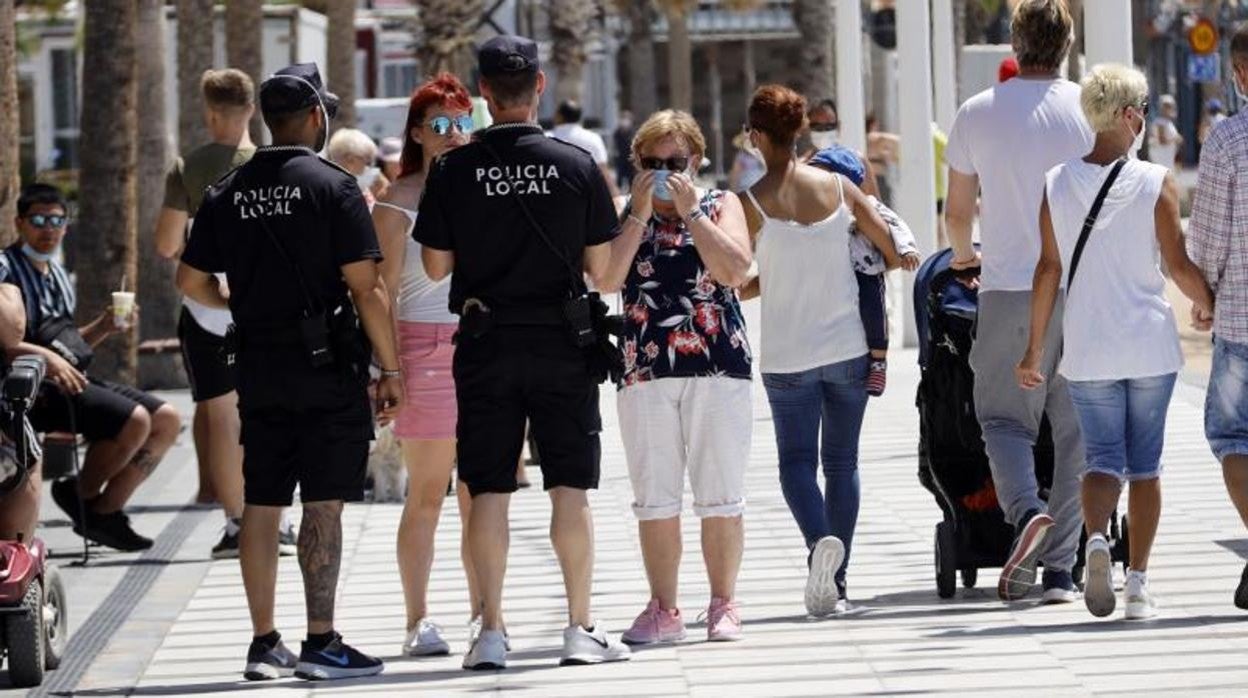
[1066,158,1126,291]
[476,139,622,383]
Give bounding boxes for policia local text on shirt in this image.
[177,63,400,680]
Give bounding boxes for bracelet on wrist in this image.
[380,369,402,379]
[685,206,706,223]
[626,213,647,229]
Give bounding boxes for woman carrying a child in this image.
[739,85,906,617]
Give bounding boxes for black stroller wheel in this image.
[961,567,978,588]
[935,521,957,598]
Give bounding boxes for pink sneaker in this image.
[621,599,686,646]
[705,597,743,642]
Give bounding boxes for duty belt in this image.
[463,299,565,327]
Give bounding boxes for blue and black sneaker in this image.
[294,632,384,681]
[243,634,298,681]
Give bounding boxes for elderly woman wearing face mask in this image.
[1017,63,1213,622]
[327,128,389,204]
[597,110,754,645]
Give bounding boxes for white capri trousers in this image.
[617,376,752,520]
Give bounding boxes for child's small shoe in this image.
[867,359,887,397]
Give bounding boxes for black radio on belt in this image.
[563,295,596,348]
[300,311,335,368]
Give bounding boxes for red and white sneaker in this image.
[867,360,888,397]
[621,599,687,646]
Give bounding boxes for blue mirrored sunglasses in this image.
[428,115,474,136]
[25,214,67,230]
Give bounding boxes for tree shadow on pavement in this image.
[930,613,1247,638]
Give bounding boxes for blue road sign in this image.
[1189,53,1221,83]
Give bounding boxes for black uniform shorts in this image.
[178,307,236,402]
[453,327,602,496]
[235,344,373,507]
[29,378,167,442]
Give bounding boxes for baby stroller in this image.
[914,248,1128,598]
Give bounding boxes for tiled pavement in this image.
[9,315,1248,696]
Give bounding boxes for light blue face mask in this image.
[21,244,54,264]
[652,169,672,201]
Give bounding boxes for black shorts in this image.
[236,344,373,507]
[178,307,236,402]
[29,378,167,442]
[453,327,602,496]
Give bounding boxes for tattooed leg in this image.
[93,404,183,513]
[300,500,344,634]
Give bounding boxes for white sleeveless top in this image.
[374,201,457,325]
[1045,158,1182,381]
[748,176,867,374]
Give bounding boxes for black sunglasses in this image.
[427,115,474,136]
[639,156,690,171]
[25,213,67,230]
[809,122,840,132]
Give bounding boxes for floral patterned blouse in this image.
[619,189,753,388]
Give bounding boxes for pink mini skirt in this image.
[394,321,458,440]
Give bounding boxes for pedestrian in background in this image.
[1148,94,1183,172]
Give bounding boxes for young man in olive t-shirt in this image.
[155,68,294,559]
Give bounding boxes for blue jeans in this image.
[1207,337,1248,462]
[1067,374,1177,482]
[762,354,869,585]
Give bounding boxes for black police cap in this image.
[259,63,340,119]
[478,35,539,77]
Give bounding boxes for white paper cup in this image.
[112,291,136,329]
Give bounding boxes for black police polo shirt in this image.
[413,122,619,314]
[182,146,381,326]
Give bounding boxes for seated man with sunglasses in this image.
[1,183,183,552]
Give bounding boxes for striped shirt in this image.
[0,245,77,341]
[1189,111,1248,344]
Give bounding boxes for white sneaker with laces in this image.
[469,617,511,651]
[805,536,845,618]
[462,628,507,670]
[559,624,631,666]
[402,618,451,657]
[1083,533,1116,618]
[1124,571,1158,620]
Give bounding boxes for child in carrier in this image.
[809,147,921,396]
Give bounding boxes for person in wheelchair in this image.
[3,184,182,552]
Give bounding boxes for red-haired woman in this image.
[372,73,479,657]
[739,85,900,618]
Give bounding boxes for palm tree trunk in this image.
[664,1,693,112]
[327,0,357,128]
[793,0,835,103]
[176,0,214,154]
[414,0,483,86]
[79,0,139,383]
[137,0,182,389]
[226,0,264,140]
[550,0,594,105]
[0,0,19,247]
[625,0,657,117]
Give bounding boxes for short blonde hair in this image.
[326,128,377,167]
[631,110,706,164]
[1011,0,1073,71]
[1080,63,1149,133]
[201,68,254,111]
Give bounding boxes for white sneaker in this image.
[402,618,450,657]
[1084,533,1116,618]
[559,624,631,666]
[1124,571,1158,620]
[462,628,507,670]
[469,617,512,651]
[805,536,845,618]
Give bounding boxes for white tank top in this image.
[748,176,867,374]
[373,202,457,324]
[1045,158,1182,381]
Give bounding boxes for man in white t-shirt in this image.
[945,0,1094,605]
[1149,94,1183,172]
[550,100,618,195]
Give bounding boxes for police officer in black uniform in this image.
[415,35,630,670]
[177,63,402,682]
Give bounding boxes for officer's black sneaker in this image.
[294,632,384,681]
[51,477,85,527]
[211,529,240,559]
[244,633,298,681]
[77,509,153,552]
[278,524,297,557]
